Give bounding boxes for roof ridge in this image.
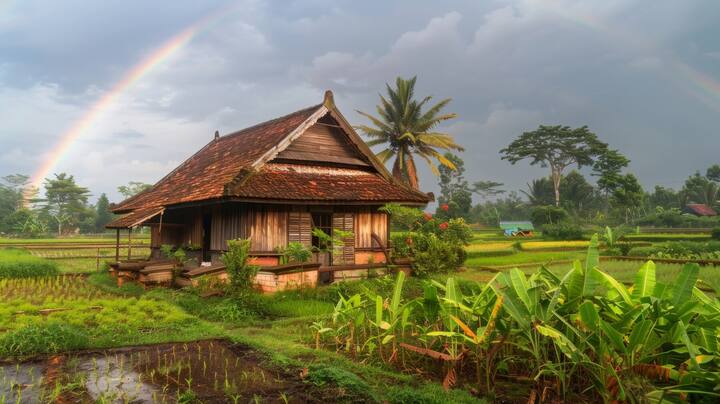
[219,103,323,141]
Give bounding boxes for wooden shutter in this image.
[332,213,355,264]
[288,212,312,248]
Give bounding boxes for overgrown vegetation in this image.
[222,239,259,291]
[0,249,59,278]
[317,237,720,401]
[383,204,472,276]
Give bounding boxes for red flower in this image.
[440,203,449,212]
[405,237,413,246]
[423,212,433,221]
[439,222,449,230]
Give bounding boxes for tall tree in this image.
[682,172,719,208]
[117,181,152,199]
[471,180,505,200]
[0,174,29,232]
[355,76,463,190]
[95,193,113,232]
[706,164,720,182]
[500,125,610,206]
[610,173,645,223]
[35,173,91,235]
[648,185,680,210]
[593,149,630,195]
[522,177,555,206]
[435,153,472,219]
[560,170,596,212]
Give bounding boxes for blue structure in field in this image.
[499,221,535,237]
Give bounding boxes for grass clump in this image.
[385,383,484,404]
[0,249,59,278]
[305,364,376,402]
[0,322,89,357]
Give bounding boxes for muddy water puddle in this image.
[1,340,317,403]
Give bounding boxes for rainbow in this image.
[542,3,720,113]
[29,2,239,189]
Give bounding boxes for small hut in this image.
[106,91,431,286]
[500,221,535,237]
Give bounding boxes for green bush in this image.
[280,241,312,264]
[530,205,569,227]
[627,246,655,257]
[636,209,720,228]
[541,222,583,240]
[0,322,89,357]
[222,239,259,291]
[712,227,720,240]
[390,232,413,259]
[627,241,720,260]
[0,249,59,278]
[384,205,472,276]
[412,233,465,276]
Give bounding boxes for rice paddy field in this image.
[0,230,717,402]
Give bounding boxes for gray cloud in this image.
[0,0,718,202]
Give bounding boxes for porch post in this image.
[127,227,132,260]
[115,229,120,262]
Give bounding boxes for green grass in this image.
[0,236,149,244]
[623,233,711,242]
[0,275,223,356]
[465,250,585,267]
[0,249,59,278]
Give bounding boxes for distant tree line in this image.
[355,76,719,230]
[0,174,151,237]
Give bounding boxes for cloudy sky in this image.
[1,0,719,204]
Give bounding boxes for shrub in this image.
[388,212,472,276]
[712,227,720,240]
[0,249,59,278]
[530,205,569,227]
[636,209,720,228]
[221,239,259,291]
[0,322,89,357]
[412,233,464,276]
[541,222,583,240]
[279,241,312,264]
[380,203,425,231]
[390,232,413,259]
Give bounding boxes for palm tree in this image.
[355,76,463,190]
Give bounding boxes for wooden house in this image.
[107,91,431,283]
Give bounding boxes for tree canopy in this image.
[35,173,91,235]
[500,125,613,206]
[355,76,462,190]
[118,181,152,200]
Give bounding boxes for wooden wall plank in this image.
[273,124,369,166]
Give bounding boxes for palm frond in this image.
[375,148,395,163]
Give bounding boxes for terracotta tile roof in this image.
[107,206,165,229]
[686,204,718,216]
[110,95,432,220]
[233,163,430,203]
[113,104,323,212]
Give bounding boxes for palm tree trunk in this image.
[405,154,419,190]
[392,157,405,184]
